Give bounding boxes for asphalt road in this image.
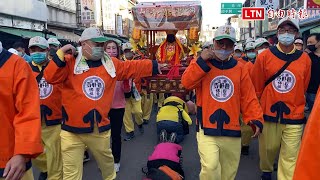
[34,108,281,180]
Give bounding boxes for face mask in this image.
[167,34,176,43]
[257,48,266,54]
[17,51,24,57]
[278,33,295,46]
[31,52,47,64]
[107,49,118,57]
[234,52,242,58]
[85,43,104,60]
[0,41,2,54]
[124,52,134,60]
[247,52,256,59]
[214,49,233,61]
[307,44,318,52]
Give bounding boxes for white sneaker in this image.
[114,163,120,173]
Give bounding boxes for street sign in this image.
[221,3,242,14]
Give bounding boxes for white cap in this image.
[79,27,108,43]
[255,38,269,48]
[245,38,254,45]
[202,41,213,48]
[277,17,300,30]
[214,25,236,43]
[48,38,61,46]
[245,42,255,51]
[122,42,132,51]
[28,36,49,49]
[294,39,303,44]
[8,48,18,55]
[234,44,243,51]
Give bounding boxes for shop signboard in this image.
[299,9,320,25]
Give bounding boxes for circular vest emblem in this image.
[39,77,53,99]
[210,76,234,102]
[82,76,105,100]
[272,70,296,93]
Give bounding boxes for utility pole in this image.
[100,0,104,31]
[248,21,252,38]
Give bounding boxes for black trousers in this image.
[109,108,125,163]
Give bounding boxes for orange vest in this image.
[244,61,254,78]
[293,89,320,179]
[182,57,264,137]
[44,51,155,133]
[0,50,43,171]
[30,63,63,126]
[251,47,311,124]
[238,56,249,65]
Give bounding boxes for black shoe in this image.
[143,119,149,125]
[138,124,144,134]
[261,172,272,180]
[169,132,177,143]
[38,172,47,180]
[159,129,168,143]
[241,146,249,155]
[83,150,90,163]
[124,132,135,141]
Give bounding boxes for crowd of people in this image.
[0,16,319,180]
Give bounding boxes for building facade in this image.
[46,0,80,42]
[0,0,49,48]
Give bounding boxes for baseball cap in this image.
[255,38,270,48]
[294,39,303,44]
[245,42,255,51]
[28,36,49,49]
[122,42,132,51]
[245,38,255,45]
[277,17,300,30]
[214,25,236,43]
[79,27,108,43]
[8,48,18,55]
[48,38,61,46]
[234,44,243,51]
[202,41,213,48]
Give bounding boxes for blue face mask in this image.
[278,33,295,46]
[31,52,47,64]
[247,52,256,59]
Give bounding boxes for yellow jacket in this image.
[156,96,192,125]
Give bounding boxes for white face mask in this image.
[257,48,267,54]
[0,41,3,54]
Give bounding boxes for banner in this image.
[132,1,202,30]
[102,0,117,30]
[116,15,123,35]
[81,0,95,24]
[307,0,320,9]
[255,0,279,14]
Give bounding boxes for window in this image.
[297,0,304,8]
[279,0,284,8]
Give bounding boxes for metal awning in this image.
[0,27,54,38]
[48,28,80,42]
[300,24,320,33]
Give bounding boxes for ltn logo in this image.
[242,7,265,20]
